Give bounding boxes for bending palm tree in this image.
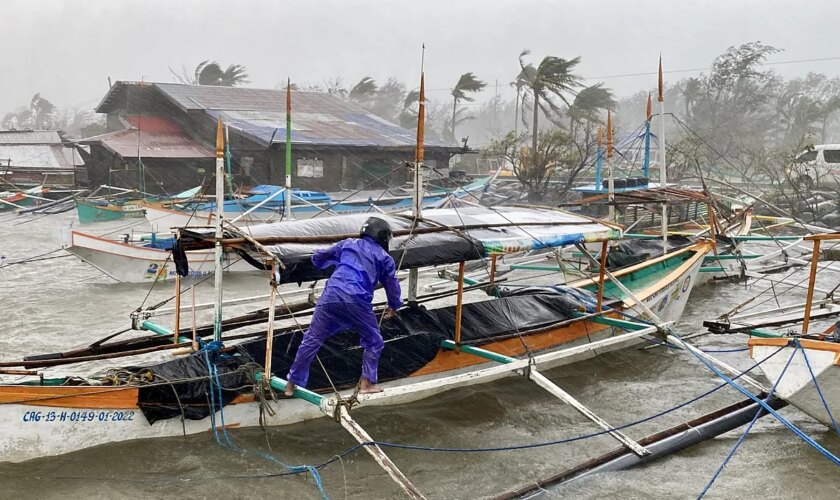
[450,72,486,143]
[517,50,583,155]
[568,84,616,133]
[193,61,249,86]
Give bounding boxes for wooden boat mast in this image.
[284,78,293,220]
[408,47,426,303]
[607,110,615,222]
[658,56,668,252]
[213,118,225,342]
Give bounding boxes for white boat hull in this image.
[1,244,707,463]
[64,231,256,283]
[750,340,840,429]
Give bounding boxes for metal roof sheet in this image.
[0,130,63,145]
[82,115,213,159]
[100,82,457,150]
[0,144,80,168]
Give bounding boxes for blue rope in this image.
[697,345,797,498]
[671,332,840,467]
[201,345,328,498]
[233,346,786,480]
[799,345,840,436]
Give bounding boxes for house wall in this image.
[86,144,214,194]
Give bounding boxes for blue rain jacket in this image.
[312,236,402,310]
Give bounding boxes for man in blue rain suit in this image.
[285,217,402,396]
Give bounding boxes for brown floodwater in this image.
[0,211,839,499]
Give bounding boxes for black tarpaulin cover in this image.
[131,291,583,424]
[180,207,620,283]
[131,352,251,424]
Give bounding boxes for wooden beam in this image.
[264,261,278,383]
[453,261,466,353]
[259,373,425,499]
[596,241,609,312]
[802,238,822,335]
[173,274,181,345]
[438,341,650,456]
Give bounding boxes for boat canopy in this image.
[180,206,621,283]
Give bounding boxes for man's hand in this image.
[382,307,398,320]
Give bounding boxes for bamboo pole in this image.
[264,261,278,382]
[259,373,426,500]
[802,239,822,335]
[488,254,498,289]
[596,240,609,312]
[190,284,198,351]
[173,275,181,344]
[453,261,466,353]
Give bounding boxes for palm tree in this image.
[450,72,486,143]
[517,50,583,155]
[349,77,378,106]
[31,93,57,129]
[194,61,249,86]
[568,84,616,129]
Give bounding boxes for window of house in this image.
[823,149,840,163]
[297,158,324,178]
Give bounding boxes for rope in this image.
[800,345,840,436]
[200,343,328,499]
[234,344,785,480]
[671,331,840,467]
[696,345,797,498]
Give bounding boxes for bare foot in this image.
[284,381,296,397]
[358,378,383,394]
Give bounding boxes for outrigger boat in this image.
[0,205,713,464]
[143,175,496,233]
[0,186,50,212]
[75,185,203,223]
[1,112,714,475]
[722,233,840,429]
[63,230,257,282]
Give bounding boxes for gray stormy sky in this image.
[3,0,840,114]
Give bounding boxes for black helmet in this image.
[360,217,392,251]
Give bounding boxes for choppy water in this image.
[1,211,839,499]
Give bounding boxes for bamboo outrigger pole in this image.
[408,47,426,304]
[658,56,668,253]
[213,118,225,342]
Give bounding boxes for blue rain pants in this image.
[286,236,401,388]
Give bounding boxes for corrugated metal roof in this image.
[99,82,457,150]
[81,115,213,159]
[0,130,63,145]
[0,144,80,167]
